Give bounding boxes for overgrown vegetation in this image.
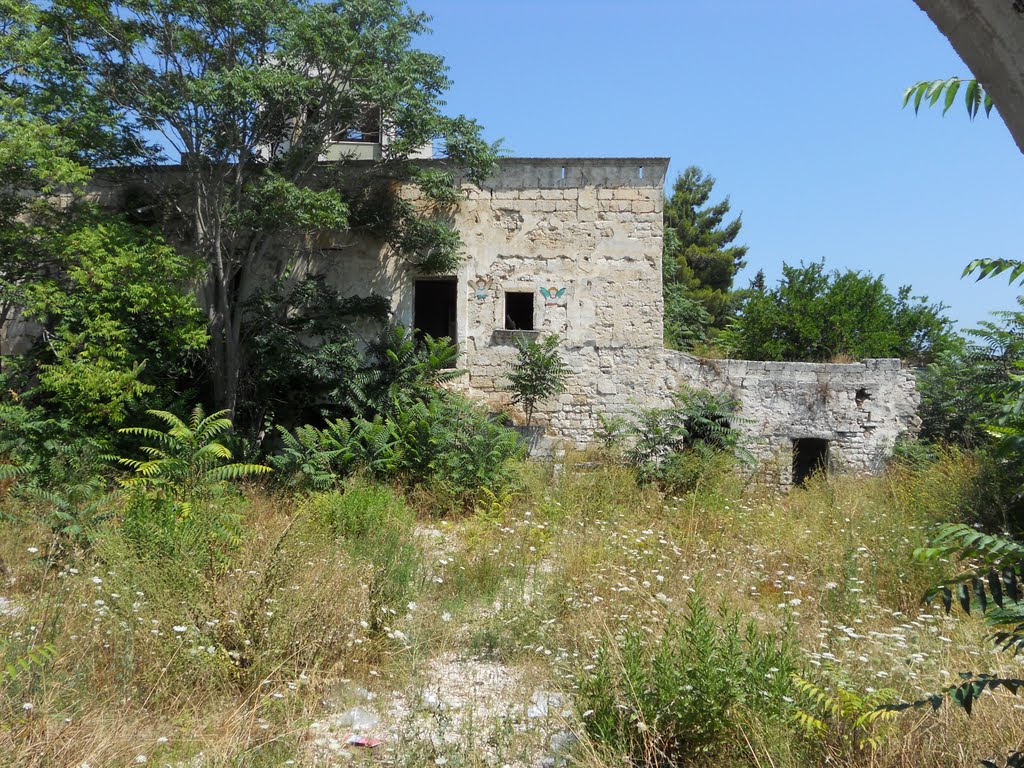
[3,1,1024,765]
[5,432,1020,766]
[576,586,801,765]
[720,260,953,363]
[601,387,745,492]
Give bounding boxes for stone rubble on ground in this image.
[305,654,577,767]
[0,596,25,618]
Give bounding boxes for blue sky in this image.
[414,0,1024,330]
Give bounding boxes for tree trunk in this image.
[206,282,240,418]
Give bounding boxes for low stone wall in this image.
[463,342,921,487]
[670,354,920,487]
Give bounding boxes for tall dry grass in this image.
[2,448,1022,766]
[0,490,378,766]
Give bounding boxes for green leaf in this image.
[913,82,929,114]
[965,79,979,119]
[943,78,961,115]
[958,582,971,614]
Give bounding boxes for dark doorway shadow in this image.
[792,438,829,486]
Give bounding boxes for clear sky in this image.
[412,0,1024,331]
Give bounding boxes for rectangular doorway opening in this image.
[504,291,534,330]
[413,278,457,343]
[792,438,829,486]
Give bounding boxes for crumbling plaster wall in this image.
[669,355,921,487]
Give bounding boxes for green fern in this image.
[116,406,267,567]
[0,401,60,486]
[25,477,119,546]
[118,405,271,504]
[612,387,749,490]
[791,674,897,752]
[345,325,463,419]
[270,420,358,490]
[502,333,569,428]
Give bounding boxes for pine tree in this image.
[663,166,748,332]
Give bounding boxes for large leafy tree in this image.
[11,0,499,421]
[19,218,208,430]
[663,166,748,336]
[722,260,953,363]
[1,0,117,335]
[2,0,204,431]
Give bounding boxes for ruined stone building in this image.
[291,156,920,487]
[4,156,921,488]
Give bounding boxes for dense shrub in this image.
[0,396,110,492]
[239,275,384,431]
[273,392,525,506]
[16,218,207,431]
[345,325,462,420]
[575,586,803,765]
[602,387,746,492]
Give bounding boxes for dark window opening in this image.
[414,278,457,346]
[304,105,381,143]
[332,106,381,143]
[855,387,871,407]
[792,438,829,487]
[121,184,161,227]
[505,292,534,330]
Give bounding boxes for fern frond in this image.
[792,709,828,737]
[880,674,1024,717]
[144,409,190,432]
[203,463,272,483]
[0,462,30,481]
[195,443,233,462]
[118,426,175,443]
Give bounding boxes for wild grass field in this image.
[2,447,1021,768]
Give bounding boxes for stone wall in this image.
[668,354,920,488]
[464,338,920,489]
